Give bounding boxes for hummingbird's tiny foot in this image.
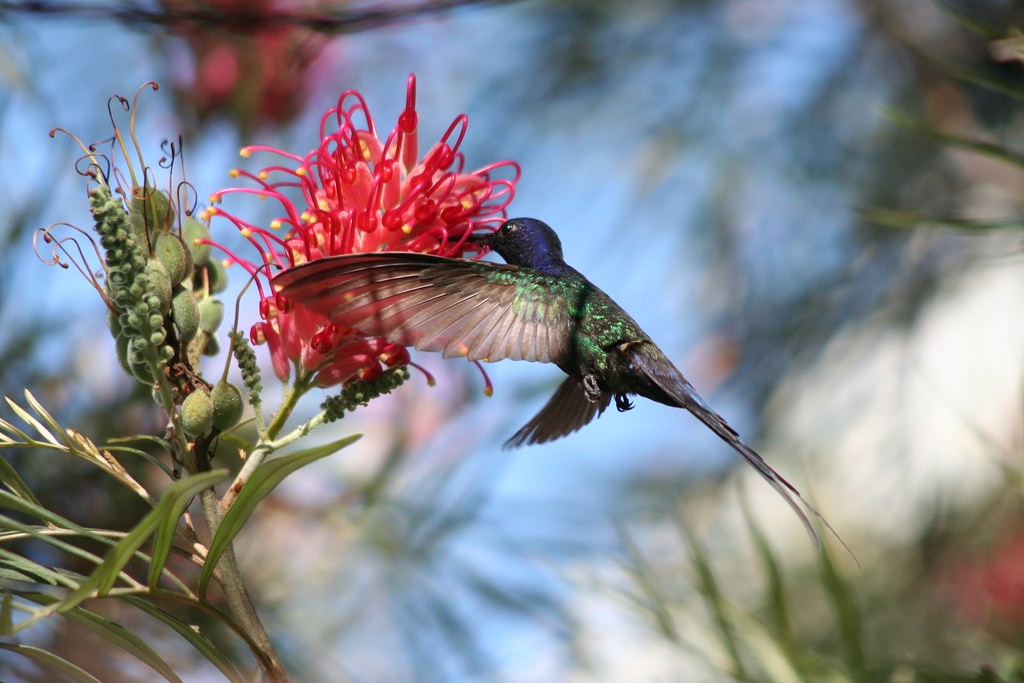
[614,394,634,412]
[582,374,602,403]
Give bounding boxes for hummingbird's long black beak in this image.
[466,230,494,249]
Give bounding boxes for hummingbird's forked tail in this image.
[622,344,849,551]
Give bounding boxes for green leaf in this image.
[818,530,867,677]
[0,490,98,537]
[859,206,1024,232]
[18,592,182,683]
[0,452,40,504]
[124,596,247,683]
[0,642,103,683]
[43,470,227,622]
[199,435,360,596]
[676,511,749,681]
[739,492,799,665]
[24,389,76,451]
[882,107,1024,168]
[5,393,62,447]
[1,589,12,634]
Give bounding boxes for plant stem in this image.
[200,489,291,681]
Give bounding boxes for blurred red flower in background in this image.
[164,0,326,133]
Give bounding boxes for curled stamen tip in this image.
[240,147,253,158]
[483,386,494,397]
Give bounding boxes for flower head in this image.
[204,75,520,386]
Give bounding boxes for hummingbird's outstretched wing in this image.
[274,253,573,364]
[503,378,611,449]
[618,342,829,548]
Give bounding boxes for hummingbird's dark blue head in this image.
[479,218,567,272]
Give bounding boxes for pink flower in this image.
[204,75,520,386]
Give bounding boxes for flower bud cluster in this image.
[230,331,263,406]
[91,182,246,436]
[321,367,411,422]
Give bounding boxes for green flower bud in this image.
[155,232,193,287]
[198,297,225,335]
[181,389,213,438]
[145,258,172,316]
[106,308,122,339]
[211,381,244,431]
[127,346,155,384]
[171,286,199,343]
[182,218,212,265]
[115,332,132,376]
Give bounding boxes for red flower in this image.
[204,75,520,386]
[164,0,326,133]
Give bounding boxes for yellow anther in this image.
[258,171,269,180]
[270,219,282,229]
[295,167,306,177]
[240,147,252,158]
[241,228,253,238]
[229,169,240,178]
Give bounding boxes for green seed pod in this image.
[198,297,225,335]
[181,389,214,438]
[145,258,173,316]
[211,381,244,431]
[155,232,193,286]
[182,218,212,265]
[204,258,229,295]
[171,286,199,343]
[130,186,175,238]
[202,334,221,357]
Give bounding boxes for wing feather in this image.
[503,378,611,448]
[274,253,572,365]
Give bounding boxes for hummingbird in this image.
[274,218,833,546]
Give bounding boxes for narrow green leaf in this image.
[19,592,182,683]
[125,596,247,683]
[55,470,226,617]
[1,589,12,634]
[24,390,76,451]
[818,532,867,677]
[0,453,41,504]
[676,511,750,682]
[739,492,799,664]
[200,435,360,596]
[5,395,61,447]
[0,416,34,444]
[0,491,96,536]
[0,554,62,586]
[859,206,1024,232]
[0,642,103,683]
[882,107,1024,167]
